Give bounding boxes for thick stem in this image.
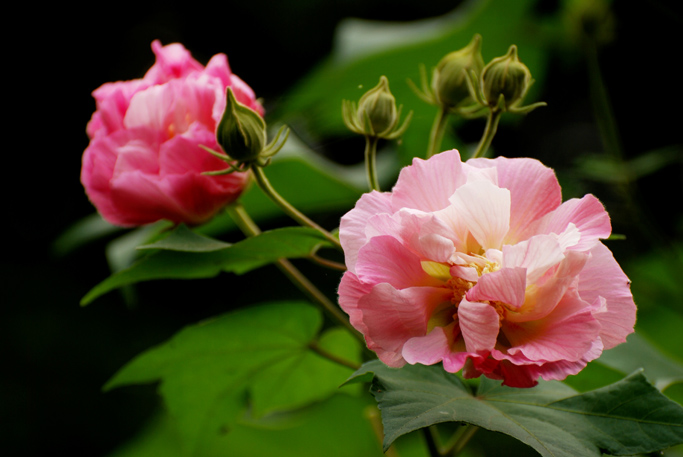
[308,253,347,271]
[250,165,342,250]
[422,427,442,457]
[444,424,479,456]
[227,204,363,342]
[365,136,381,191]
[471,108,501,159]
[426,108,449,158]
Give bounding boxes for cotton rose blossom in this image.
[338,150,635,388]
[81,40,264,226]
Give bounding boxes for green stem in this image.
[422,427,442,457]
[444,424,479,456]
[471,108,501,159]
[308,341,360,370]
[227,204,363,342]
[365,136,381,191]
[250,165,342,250]
[308,253,347,271]
[427,108,449,158]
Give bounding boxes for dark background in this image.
[5,1,682,456]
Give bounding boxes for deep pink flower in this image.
[338,150,635,387]
[82,40,264,226]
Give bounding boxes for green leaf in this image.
[348,360,683,456]
[52,213,122,256]
[139,224,231,252]
[81,227,329,305]
[597,333,683,391]
[105,302,360,455]
[107,393,433,457]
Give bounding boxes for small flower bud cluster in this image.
[411,35,545,116]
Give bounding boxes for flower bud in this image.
[216,87,267,163]
[432,34,484,109]
[342,76,412,140]
[358,76,398,136]
[481,45,532,110]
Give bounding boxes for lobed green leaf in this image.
[81,227,330,305]
[105,302,360,455]
[349,360,683,456]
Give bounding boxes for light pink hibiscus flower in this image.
[338,150,635,387]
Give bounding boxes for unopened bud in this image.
[481,45,532,110]
[359,76,398,136]
[216,88,267,163]
[432,34,484,109]
[343,76,412,140]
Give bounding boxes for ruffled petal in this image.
[458,299,501,353]
[499,290,601,363]
[391,150,467,212]
[356,236,443,289]
[467,267,527,309]
[467,156,562,244]
[578,242,636,349]
[524,195,611,252]
[502,234,565,284]
[357,284,453,367]
[448,180,511,250]
[339,190,393,273]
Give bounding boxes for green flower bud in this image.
[342,76,412,140]
[216,88,267,163]
[432,34,484,109]
[358,76,398,136]
[481,45,532,110]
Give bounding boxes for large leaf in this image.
[107,394,433,457]
[81,226,330,305]
[105,302,360,455]
[348,360,683,456]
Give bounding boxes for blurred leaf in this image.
[348,360,683,456]
[276,0,551,164]
[105,302,360,455]
[107,394,432,457]
[52,213,122,256]
[139,224,231,252]
[575,146,683,184]
[81,227,330,305]
[596,333,683,391]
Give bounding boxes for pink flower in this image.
[338,150,635,387]
[82,40,264,226]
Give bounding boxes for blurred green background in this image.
[6,0,682,456]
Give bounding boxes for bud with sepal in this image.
[471,45,546,115]
[342,76,412,140]
[203,87,288,173]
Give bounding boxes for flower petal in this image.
[457,299,501,353]
[502,234,565,284]
[524,195,611,251]
[468,156,562,243]
[339,190,393,273]
[467,267,527,309]
[356,236,443,289]
[448,180,511,250]
[578,242,636,349]
[499,290,601,363]
[357,284,453,367]
[391,150,467,212]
